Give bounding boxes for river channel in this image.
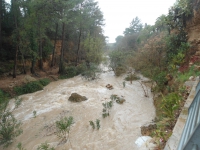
[6,66,155,150]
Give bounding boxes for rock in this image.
[116,97,126,104]
[184,81,195,88]
[189,76,195,81]
[106,84,113,90]
[23,75,37,83]
[68,93,87,102]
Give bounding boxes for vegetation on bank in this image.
[108,0,200,148]
[0,0,106,78]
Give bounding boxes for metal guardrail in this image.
[177,82,200,150]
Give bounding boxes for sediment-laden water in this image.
[5,67,155,150]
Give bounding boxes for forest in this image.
[0,0,200,149]
[0,0,106,78]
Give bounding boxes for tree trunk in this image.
[13,0,18,78]
[0,0,2,56]
[31,56,36,74]
[51,23,58,67]
[39,38,43,70]
[76,27,82,66]
[38,19,43,70]
[21,52,26,74]
[59,22,65,74]
[13,45,18,78]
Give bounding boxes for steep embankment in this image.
[186,8,200,63]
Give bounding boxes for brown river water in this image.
[4,67,155,150]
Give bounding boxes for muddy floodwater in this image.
[5,67,155,150]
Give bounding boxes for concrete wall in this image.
[164,80,198,150]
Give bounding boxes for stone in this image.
[189,76,195,81]
[23,75,37,83]
[116,97,126,104]
[68,93,87,102]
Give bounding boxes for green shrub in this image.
[59,66,77,79]
[102,101,113,118]
[14,81,43,95]
[0,90,9,112]
[76,63,87,75]
[153,71,167,91]
[89,121,95,129]
[0,111,23,148]
[125,74,140,81]
[14,97,22,109]
[37,142,55,150]
[161,92,181,119]
[17,142,26,150]
[64,66,77,78]
[96,119,100,130]
[56,116,74,142]
[177,65,200,83]
[114,66,126,76]
[39,78,51,86]
[81,63,101,80]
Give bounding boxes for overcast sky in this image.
[5,0,176,43]
[97,0,176,43]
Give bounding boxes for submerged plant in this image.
[102,101,113,118]
[15,97,22,109]
[37,142,55,150]
[89,121,95,129]
[123,81,126,88]
[96,119,100,130]
[56,116,74,145]
[17,142,26,150]
[33,110,37,118]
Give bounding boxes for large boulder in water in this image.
[68,93,87,102]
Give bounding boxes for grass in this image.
[177,65,200,83]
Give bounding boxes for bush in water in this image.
[0,111,23,148]
[37,141,55,150]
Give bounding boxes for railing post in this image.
[192,144,198,150]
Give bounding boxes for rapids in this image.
[6,67,155,150]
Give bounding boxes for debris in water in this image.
[106,84,113,90]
